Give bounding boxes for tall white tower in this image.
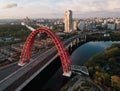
[64,10,73,32]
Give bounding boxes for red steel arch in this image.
[18,27,71,76]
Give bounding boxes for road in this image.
[0,46,56,81]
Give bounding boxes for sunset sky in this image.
[0,0,120,19]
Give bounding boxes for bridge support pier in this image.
[18,62,27,66]
[63,71,72,77]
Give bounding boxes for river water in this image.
[43,41,120,91]
[71,41,120,65]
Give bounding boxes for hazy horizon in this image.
[0,0,120,19]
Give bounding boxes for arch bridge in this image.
[18,27,72,76]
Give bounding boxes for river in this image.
[71,41,120,65]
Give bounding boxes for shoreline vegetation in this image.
[86,31,120,41]
[84,43,120,91]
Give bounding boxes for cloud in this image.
[55,0,120,13]
[0,0,120,18]
[3,3,17,9]
[113,8,120,12]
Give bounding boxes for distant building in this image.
[11,44,22,53]
[0,53,6,62]
[0,48,17,58]
[64,10,73,32]
[73,20,77,31]
[107,23,115,30]
[104,20,107,24]
[116,23,120,30]
[24,16,31,25]
[104,34,110,37]
[78,21,85,31]
[86,22,92,31]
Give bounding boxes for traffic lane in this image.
[0,64,21,81]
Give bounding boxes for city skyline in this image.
[0,0,120,19]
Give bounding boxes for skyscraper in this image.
[64,10,73,32]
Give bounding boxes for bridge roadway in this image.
[0,35,84,91]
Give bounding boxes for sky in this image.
[0,0,120,19]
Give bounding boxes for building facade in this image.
[107,23,115,30]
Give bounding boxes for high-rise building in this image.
[64,10,73,32]
[73,20,77,31]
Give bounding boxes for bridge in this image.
[0,28,86,91]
